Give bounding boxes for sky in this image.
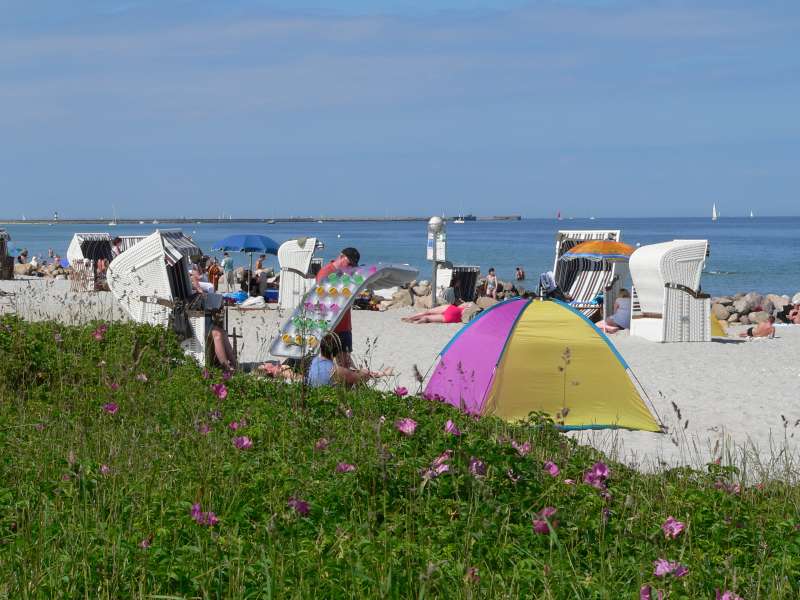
[1,0,799,219]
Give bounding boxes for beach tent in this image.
[424,298,661,432]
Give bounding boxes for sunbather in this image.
[402,302,476,324]
[596,289,631,334]
[739,316,776,339]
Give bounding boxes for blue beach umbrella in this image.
[212,234,280,271]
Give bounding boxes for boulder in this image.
[792,292,800,305]
[733,292,745,299]
[476,296,498,309]
[712,303,731,320]
[748,311,770,324]
[715,296,733,306]
[412,284,431,297]
[760,300,775,316]
[738,314,750,325]
[14,263,34,276]
[732,297,753,315]
[767,294,789,311]
[416,294,433,309]
[461,303,482,323]
[727,313,740,323]
[744,292,763,309]
[391,289,413,307]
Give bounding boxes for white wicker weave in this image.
[278,237,323,310]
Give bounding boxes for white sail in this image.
[711,203,718,221]
[749,209,754,218]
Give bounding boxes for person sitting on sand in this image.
[402,302,476,324]
[739,316,776,339]
[595,289,631,334]
[307,333,394,388]
[189,268,237,370]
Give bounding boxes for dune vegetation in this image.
[0,317,797,598]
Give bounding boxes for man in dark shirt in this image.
[315,247,360,368]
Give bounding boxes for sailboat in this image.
[109,205,118,227]
[453,215,466,224]
[749,209,754,218]
[556,210,562,221]
[711,203,718,222]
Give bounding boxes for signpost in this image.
[427,216,446,307]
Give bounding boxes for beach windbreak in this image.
[425,298,661,432]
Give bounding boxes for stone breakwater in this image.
[711,291,800,325]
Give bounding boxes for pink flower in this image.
[511,440,531,457]
[469,457,487,478]
[661,516,686,539]
[583,462,610,490]
[336,462,356,473]
[533,506,558,534]
[109,382,119,391]
[197,423,211,435]
[563,479,576,485]
[102,402,119,415]
[202,369,210,379]
[222,370,232,381]
[444,419,462,436]
[653,559,688,578]
[394,386,408,397]
[395,418,417,436]
[716,591,744,600]
[232,436,253,450]
[640,585,664,600]
[190,503,219,526]
[135,373,148,382]
[543,461,560,477]
[210,383,228,400]
[100,464,111,476]
[314,438,330,451]
[421,450,452,479]
[61,474,71,482]
[139,535,152,549]
[287,496,310,517]
[229,421,240,431]
[344,408,353,419]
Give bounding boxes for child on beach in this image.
[307,333,393,388]
[739,316,776,339]
[485,268,498,299]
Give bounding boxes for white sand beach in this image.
[3,277,799,475]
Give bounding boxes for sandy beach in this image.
[3,277,799,475]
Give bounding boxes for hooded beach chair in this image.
[107,230,222,365]
[628,240,711,342]
[278,237,324,311]
[0,229,12,281]
[552,230,627,320]
[66,233,116,292]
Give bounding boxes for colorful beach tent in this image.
[425,298,661,432]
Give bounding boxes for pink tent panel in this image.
[425,298,529,414]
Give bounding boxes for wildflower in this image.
[210,383,228,400]
[464,566,480,584]
[336,462,356,473]
[344,408,353,418]
[394,386,408,397]
[190,503,219,526]
[202,369,210,379]
[661,516,686,539]
[715,591,743,600]
[564,479,576,485]
[197,423,210,435]
[135,373,148,382]
[139,535,152,549]
[92,324,108,340]
[639,585,664,600]
[109,382,119,391]
[209,409,222,421]
[653,559,688,578]
[583,462,610,490]
[222,370,232,381]
[543,461,560,477]
[287,496,310,517]
[232,436,253,450]
[511,440,531,457]
[61,474,71,482]
[379,415,386,424]
[421,450,452,479]
[229,421,240,431]
[34,423,45,431]
[444,419,462,436]
[314,438,330,452]
[395,418,417,436]
[102,402,119,415]
[469,457,487,478]
[100,464,111,476]
[506,469,521,483]
[533,506,558,534]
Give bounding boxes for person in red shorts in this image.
[401,302,476,324]
[316,247,360,368]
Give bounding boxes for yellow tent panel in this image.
[483,301,661,432]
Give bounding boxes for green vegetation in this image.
[0,317,798,598]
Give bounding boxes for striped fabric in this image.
[161,231,201,267]
[554,231,619,318]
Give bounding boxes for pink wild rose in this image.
[511,440,531,457]
[469,457,487,478]
[100,464,111,476]
[287,496,310,517]
[336,462,356,473]
[661,516,686,539]
[210,383,228,400]
[394,386,409,397]
[716,591,744,600]
[543,461,560,477]
[135,373,148,382]
[102,402,119,415]
[444,419,462,436]
[653,558,688,578]
[314,438,330,452]
[533,507,558,534]
[395,418,417,436]
[232,436,253,450]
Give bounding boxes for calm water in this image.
[3,217,799,296]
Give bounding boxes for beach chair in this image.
[107,230,222,365]
[552,230,627,320]
[628,239,711,342]
[278,237,324,311]
[67,233,116,292]
[0,229,12,281]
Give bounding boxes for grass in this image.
[0,316,799,598]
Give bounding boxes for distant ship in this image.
[453,214,476,223]
[266,219,276,224]
[152,219,159,225]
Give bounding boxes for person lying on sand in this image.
[402,302,476,324]
[739,316,776,339]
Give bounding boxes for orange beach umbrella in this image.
[561,240,635,263]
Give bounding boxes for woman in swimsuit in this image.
[401,302,475,324]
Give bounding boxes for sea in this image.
[3,217,799,297]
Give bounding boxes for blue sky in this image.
[2,1,798,218]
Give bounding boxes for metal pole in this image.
[431,258,438,308]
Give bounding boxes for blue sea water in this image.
[3,217,799,297]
